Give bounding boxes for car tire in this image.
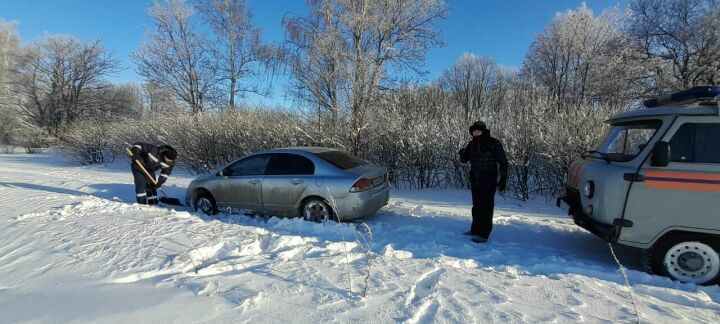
[195,192,218,216]
[645,234,720,285]
[301,198,336,222]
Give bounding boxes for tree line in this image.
[1,0,719,199]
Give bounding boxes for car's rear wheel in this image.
[302,198,335,222]
[645,234,720,285]
[195,192,218,216]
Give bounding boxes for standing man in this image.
[459,121,508,243]
[129,142,177,205]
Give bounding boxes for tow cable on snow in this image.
[608,243,641,324]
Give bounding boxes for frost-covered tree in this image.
[523,4,640,109]
[134,0,218,113]
[283,2,344,129]
[195,0,274,109]
[93,83,144,118]
[141,80,180,113]
[0,20,20,144]
[12,36,120,135]
[491,84,545,199]
[284,0,447,154]
[0,20,19,99]
[439,53,498,122]
[628,0,720,92]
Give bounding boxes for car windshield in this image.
[594,120,661,162]
[315,151,367,170]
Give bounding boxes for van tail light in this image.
[350,178,372,192]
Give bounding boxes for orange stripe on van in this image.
[646,180,720,192]
[645,170,720,192]
[569,161,586,188]
[645,170,720,181]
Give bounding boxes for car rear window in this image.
[315,151,368,170]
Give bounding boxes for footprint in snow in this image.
[406,268,446,305]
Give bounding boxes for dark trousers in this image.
[470,182,496,239]
[132,165,158,205]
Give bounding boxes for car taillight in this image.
[350,178,372,192]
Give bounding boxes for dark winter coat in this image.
[130,142,175,187]
[460,132,509,187]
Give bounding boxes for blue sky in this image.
[0,0,627,102]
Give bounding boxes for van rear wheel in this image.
[646,234,720,285]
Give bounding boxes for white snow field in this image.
[0,152,718,323]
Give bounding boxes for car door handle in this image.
[249,179,261,184]
[291,179,304,185]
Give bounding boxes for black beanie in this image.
[468,121,487,135]
[160,145,177,161]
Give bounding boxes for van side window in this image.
[669,124,694,162]
[669,123,720,163]
[696,124,720,163]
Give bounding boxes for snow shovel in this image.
[124,147,184,206]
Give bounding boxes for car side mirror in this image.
[219,168,230,177]
[650,141,670,167]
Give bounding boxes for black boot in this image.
[136,192,148,204]
[472,236,488,243]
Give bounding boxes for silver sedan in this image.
[185,147,390,221]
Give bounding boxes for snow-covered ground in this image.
[0,151,718,323]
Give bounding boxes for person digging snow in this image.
[459,121,508,243]
[129,142,177,205]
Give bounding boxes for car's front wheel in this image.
[195,192,218,216]
[646,234,720,285]
[301,198,335,222]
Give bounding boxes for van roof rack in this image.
[643,86,720,108]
